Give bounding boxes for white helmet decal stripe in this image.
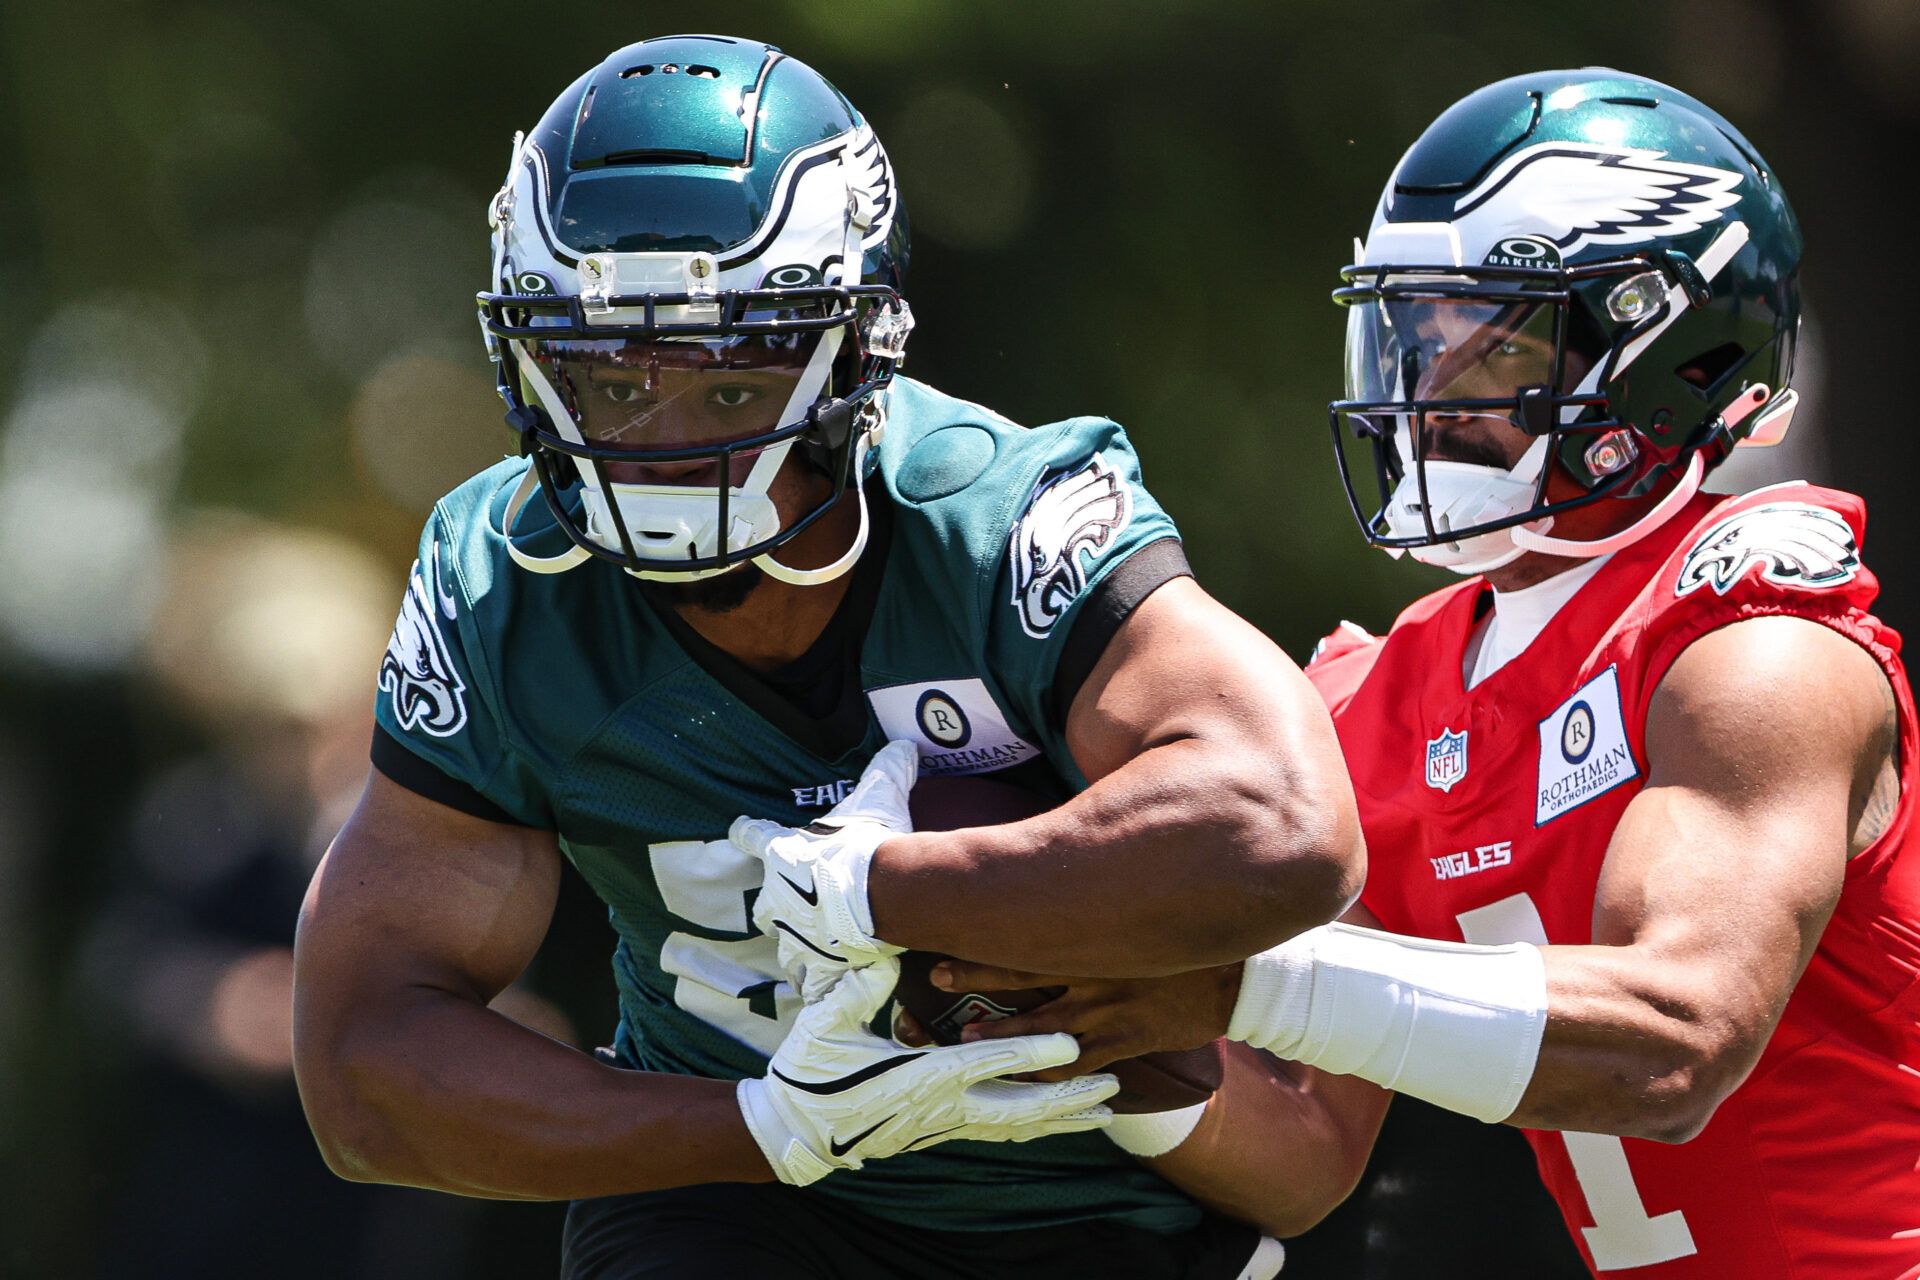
[714,126,895,274]
[518,141,577,267]
[1449,142,1743,260]
[846,124,899,252]
[1560,219,1751,418]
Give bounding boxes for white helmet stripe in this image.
[1561,220,1751,422]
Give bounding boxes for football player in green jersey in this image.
[293,36,1362,1278]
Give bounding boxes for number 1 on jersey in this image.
[1456,893,1698,1271]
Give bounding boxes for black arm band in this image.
[1049,537,1194,726]
[370,725,534,827]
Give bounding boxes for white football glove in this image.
[737,955,1119,1186]
[734,739,917,1001]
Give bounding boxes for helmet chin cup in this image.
[582,482,784,580]
[1379,436,1552,575]
[1404,524,1539,574]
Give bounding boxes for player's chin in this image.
[645,563,766,613]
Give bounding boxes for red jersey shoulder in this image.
[1306,582,1474,714]
[1660,483,1871,613]
[1305,620,1383,713]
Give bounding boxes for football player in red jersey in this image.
[937,70,1920,1277]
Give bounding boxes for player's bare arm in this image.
[1139,1047,1388,1239]
[923,919,1392,1239]
[298,772,1112,1198]
[294,771,771,1197]
[869,574,1365,975]
[894,972,1387,1239]
[1508,613,1896,1140]
[960,616,1897,1145]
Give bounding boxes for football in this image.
[898,772,1226,1114]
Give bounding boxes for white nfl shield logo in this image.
[1425,728,1469,793]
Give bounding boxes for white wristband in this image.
[1105,1100,1210,1157]
[1229,923,1548,1124]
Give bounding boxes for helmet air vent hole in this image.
[1600,96,1660,109]
[1674,342,1747,391]
[621,65,656,78]
[687,65,720,79]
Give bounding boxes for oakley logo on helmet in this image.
[379,560,469,738]
[764,264,823,288]
[1451,143,1743,259]
[1675,502,1860,598]
[1482,235,1563,270]
[1009,457,1133,638]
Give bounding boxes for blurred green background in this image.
[1,1,1914,1275]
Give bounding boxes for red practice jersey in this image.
[1309,484,1920,1279]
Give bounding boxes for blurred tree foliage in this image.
[17,0,1905,656]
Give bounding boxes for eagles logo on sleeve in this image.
[379,554,469,737]
[1674,502,1861,599]
[1008,457,1133,638]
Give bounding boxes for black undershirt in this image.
[371,518,1191,826]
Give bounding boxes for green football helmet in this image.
[478,35,912,584]
[1330,70,1802,572]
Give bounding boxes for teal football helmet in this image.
[479,36,913,584]
[1330,70,1802,572]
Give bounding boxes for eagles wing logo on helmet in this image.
[1675,502,1860,598]
[1009,457,1133,638]
[379,557,469,737]
[846,123,898,251]
[1449,142,1743,259]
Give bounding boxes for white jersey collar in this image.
[1465,554,1613,690]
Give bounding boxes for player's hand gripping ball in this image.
[737,954,1118,1186]
[735,741,917,1001]
[894,774,1227,1114]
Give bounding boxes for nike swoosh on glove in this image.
[737,955,1119,1186]
[734,739,917,1002]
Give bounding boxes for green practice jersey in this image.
[371,377,1198,1232]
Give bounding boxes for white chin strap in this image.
[1509,451,1703,559]
[590,443,790,583]
[1504,382,1771,560]
[1382,433,1553,575]
[502,465,592,575]
[1381,380,1770,574]
[752,432,873,586]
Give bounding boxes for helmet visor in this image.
[1346,297,1565,407]
[530,332,824,452]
